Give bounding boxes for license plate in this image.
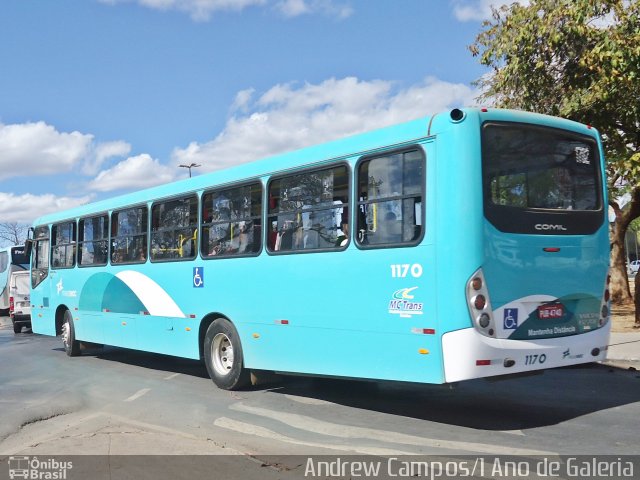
[538,304,564,320]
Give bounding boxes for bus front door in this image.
[30,236,54,335]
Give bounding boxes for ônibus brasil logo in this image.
[388,287,423,318]
[8,456,73,480]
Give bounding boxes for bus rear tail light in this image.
[473,295,486,310]
[466,269,496,338]
[9,296,14,318]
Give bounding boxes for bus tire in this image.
[61,310,81,357]
[13,322,22,334]
[203,318,250,390]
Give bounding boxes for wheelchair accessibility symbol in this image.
[193,267,204,288]
[503,308,518,329]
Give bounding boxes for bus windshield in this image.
[482,122,603,234]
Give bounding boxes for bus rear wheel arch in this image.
[203,318,250,390]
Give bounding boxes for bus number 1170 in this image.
[524,354,547,365]
[390,264,423,278]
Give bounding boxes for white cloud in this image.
[230,88,256,113]
[173,76,478,171]
[0,192,92,224]
[83,140,132,175]
[0,122,93,180]
[100,0,352,20]
[99,0,267,21]
[0,121,134,181]
[275,0,353,19]
[88,153,177,192]
[452,0,529,22]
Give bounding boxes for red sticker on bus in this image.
[537,304,564,320]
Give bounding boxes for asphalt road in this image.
[1,318,640,478]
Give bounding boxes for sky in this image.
[0,0,506,225]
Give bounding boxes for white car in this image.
[9,270,31,334]
[629,260,640,275]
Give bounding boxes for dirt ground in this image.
[611,278,640,332]
[612,303,638,332]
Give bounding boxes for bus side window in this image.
[51,221,76,269]
[111,206,148,265]
[31,226,49,288]
[79,214,109,267]
[201,182,262,259]
[151,196,198,262]
[356,150,424,247]
[267,165,349,253]
[0,252,8,273]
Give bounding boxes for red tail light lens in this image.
[466,268,495,338]
[473,295,486,310]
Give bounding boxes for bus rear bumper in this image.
[442,323,611,383]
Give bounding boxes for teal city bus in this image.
[29,108,611,390]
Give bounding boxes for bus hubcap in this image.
[211,333,234,376]
[62,321,70,348]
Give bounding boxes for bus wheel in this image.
[203,318,249,390]
[61,310,81,357]
[13,322,22,334]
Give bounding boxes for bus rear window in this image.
[483,123,600,211]
[482,122,603,235]
[11,247,29,267]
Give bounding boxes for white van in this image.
[9,270,31,334]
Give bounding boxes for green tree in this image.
[470,0,640,318]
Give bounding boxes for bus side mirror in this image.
[24,239,33,259]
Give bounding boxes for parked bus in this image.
[0,245,29,315]
[29,108,610,390]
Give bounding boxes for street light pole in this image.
[179,163,201,178]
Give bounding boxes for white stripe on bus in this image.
[116,270,186,318]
